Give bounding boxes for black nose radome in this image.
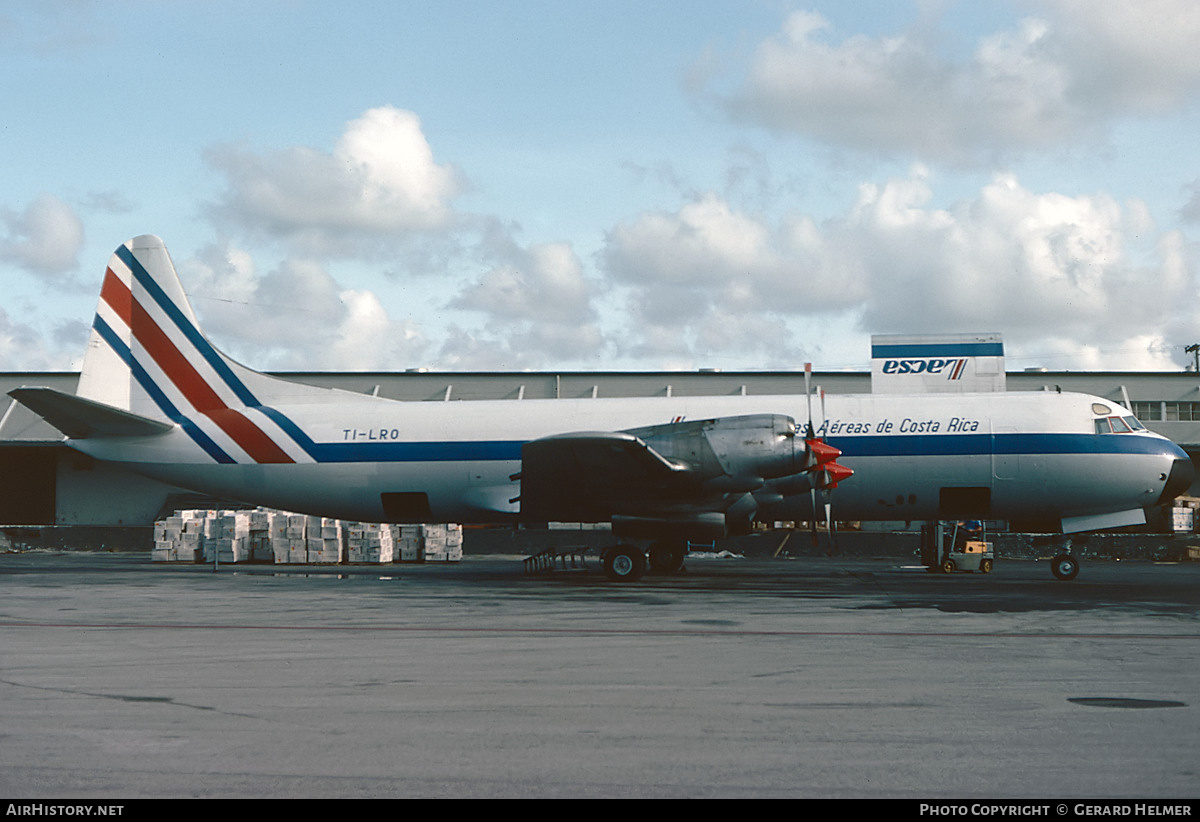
[1157,457,1196,506]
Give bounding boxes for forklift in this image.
[926,520,994,574]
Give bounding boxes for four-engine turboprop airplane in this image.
[9,236,1195,581]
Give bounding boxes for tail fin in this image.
[76,235,310,464]
[77,235,203,417]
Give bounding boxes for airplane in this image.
[9,235,1195,582]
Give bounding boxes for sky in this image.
[4,0,1200,376]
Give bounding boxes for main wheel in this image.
[1051,554,1080,581]
[647,540,686,573]
[603,545,647,582]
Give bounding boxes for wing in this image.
[518,431,701,523]
[517,414,829,540]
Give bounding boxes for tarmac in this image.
[0,550,1197,799]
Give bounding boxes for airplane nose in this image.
[1156,451,1195,506]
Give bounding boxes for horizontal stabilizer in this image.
[9,387,174,439]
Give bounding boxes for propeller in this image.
[804,363,815,438]
[802,364,853,551]
[804,364,819,546]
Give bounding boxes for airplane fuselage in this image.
[69,388,1190,531]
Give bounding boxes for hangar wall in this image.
[2,369,1199,527]
[53,453,197,526]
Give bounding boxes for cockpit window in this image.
[1095,415,1145,434]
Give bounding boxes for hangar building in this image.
[1,368,1198,529]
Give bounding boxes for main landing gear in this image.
[602,544,647,582]
[602,539,689,582]
[1050,553,1080,581]
[647,539,687,574]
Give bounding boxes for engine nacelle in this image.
[612,493,758,540]
[626,414,803,487]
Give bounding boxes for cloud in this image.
[1181,179,1200,225]
[600,192,861,366]
[605,193,775,287]
[207,106,463,253]
[180,243,426,371]
[0,307,83,370]
[0,194,85,278]
[1045,0,1200,114]
[202,107,618,370]
[705,1,1200,163]
[181,163,1197,372]
[601,190,867,328]
[438,218,608,366]
[1016,333,1180,372]
[848,172,1193,346]
[452,240,594,325]
[435,322,607,371]
[0,307,49,364]
[598,169,1198,369]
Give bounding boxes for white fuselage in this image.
[70,389,1189,529]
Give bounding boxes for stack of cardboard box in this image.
[152,508,464,565]
[1171,496,1198,533]
[346,522,395,564]
[273,513,308,563]
[420,523,464,562]
[395,525,422,562]
[152,510,207,562]
[202,511,252,564]
[304,516,344,564]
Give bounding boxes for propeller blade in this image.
[826,499,838,557]
[796,363,851,554]
[810,487,819,547]
[804,363,814,438]
[819,387,827,437]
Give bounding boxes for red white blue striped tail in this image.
[77,235,314,465]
